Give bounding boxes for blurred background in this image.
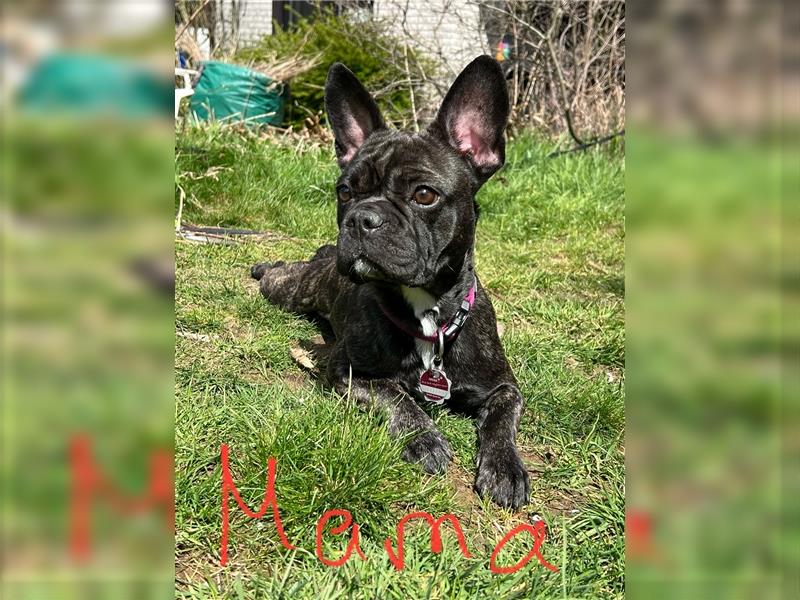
[1,0,797,598]
[2,2,176,599]
[626,2,797,599]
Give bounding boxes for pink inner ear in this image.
[341,113,368,162]
[453,113,500,169]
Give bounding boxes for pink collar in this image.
[379,277,477,343]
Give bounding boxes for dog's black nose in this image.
[347,208,384,234]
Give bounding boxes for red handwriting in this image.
[220,443,296,565]
[490,521,558,573]
[384,512,472,569]
[68,434,173,560]
[316,509,367,567]
[220,444,558,574]
[626,509,659,562]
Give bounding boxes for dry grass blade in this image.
[248,51,323,83]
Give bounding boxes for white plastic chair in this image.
[175,68,198,118]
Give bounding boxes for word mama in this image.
[220,444,558,574]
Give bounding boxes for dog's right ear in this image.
[324,63,385,168]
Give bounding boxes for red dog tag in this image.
[419,368,451,404]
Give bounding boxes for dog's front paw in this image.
[475,444,530,510]
[402,430,452,474]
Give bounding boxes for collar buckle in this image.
[434,327,445,365]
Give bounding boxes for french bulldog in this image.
[251,56,529,509]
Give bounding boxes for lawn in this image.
[174,122,625,599]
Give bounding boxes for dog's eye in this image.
[336,185,352,203]
[412,186,439,206]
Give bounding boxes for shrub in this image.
[237,9,436,129]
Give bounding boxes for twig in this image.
[176,0,212,43]
[548,129,624,158]
[403,45,419,132]
[175,183,185,233]
[177,231,237,245]
[564,108,585,147]
[176,331,213,342]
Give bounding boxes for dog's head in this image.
[325,56,509,287]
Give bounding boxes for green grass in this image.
[175,122,625,598]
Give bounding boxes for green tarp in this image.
[190,61,285,126]
[18,54,172,118]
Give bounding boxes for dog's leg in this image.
[474,384,530,509]
[251,256,339,316]
[338,378,453,475]
[328,353,452,474]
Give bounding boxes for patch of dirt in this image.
[282,370,309,391]
[240,367,272,385]
[447,462,478,513]
[240,366,311,391]
[241,335,333,389]
[518,446,548,474]
[222,315,248,339]
[175,547,227,589]
[519,446,587,517]
[444,444,585,530]
[565,355,624,385]
[538,491,581,516]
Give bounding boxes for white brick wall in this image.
[237,0,273,44]
[373,0,486,77]
[214,0,485,72]
[216,0,273,51]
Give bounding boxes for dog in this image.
[251,56,529,509]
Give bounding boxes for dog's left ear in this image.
[429,56,509,183]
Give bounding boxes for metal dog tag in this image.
[419,327,451,404]
[419,366,451,405]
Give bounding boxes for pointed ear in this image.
[324,63,385,168]
[429,56,509,182]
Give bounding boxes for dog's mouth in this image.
[337,235,425,286]
[348,256,390,283]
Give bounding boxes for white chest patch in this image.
[400,285,438,370]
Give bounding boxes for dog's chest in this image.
[341,286,484,403]
[400,286,438,370]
